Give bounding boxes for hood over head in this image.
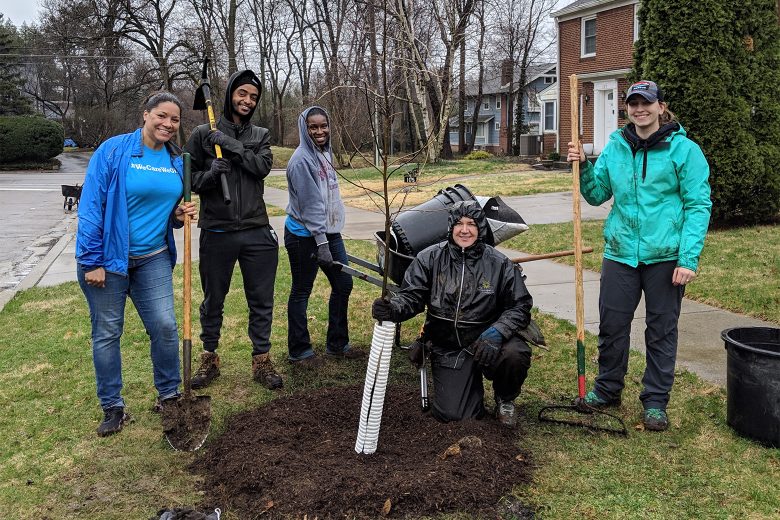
[447,200,489,248]
[296,106,331,155]
[223,69,262,123]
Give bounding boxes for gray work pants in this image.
[594,259,684,410]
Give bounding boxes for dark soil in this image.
[191,384,534,519]
[162,395,212,451]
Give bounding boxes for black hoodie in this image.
[185,69,273,231]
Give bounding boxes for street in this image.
[0,152,90,290]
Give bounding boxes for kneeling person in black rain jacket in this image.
[372,201,534,427]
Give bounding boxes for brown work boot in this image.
[252,353,283,390]
[191,351,220,389]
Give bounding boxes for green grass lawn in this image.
[503,222,780,324]
[0,240,778,519]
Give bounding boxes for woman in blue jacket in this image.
[567,80,711,431]
[76,92,197,437]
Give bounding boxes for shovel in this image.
[537,75,627,436]
[163,153,212,451]
[193,57,231,205]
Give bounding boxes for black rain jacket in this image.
[389,201,533,350]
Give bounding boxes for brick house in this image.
[552,0,639,155]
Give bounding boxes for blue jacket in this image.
[76,128,184,275]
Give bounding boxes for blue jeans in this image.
[284,229,353,360]
[78,251,181,409]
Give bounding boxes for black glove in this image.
[406,339,428,368]
[471,327,503,368]
[315,242,334,268]
[208,157,231,179]
[204,130,233,150]
[371,297,396,322]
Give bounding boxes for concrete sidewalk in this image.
[14,187,777,386]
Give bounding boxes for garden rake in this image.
[537,74,627,436]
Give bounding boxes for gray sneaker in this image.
[496,399,517,428]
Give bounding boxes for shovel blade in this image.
[193,83,208,111]
[162,395,212,451]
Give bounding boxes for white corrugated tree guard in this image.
[355,320,396,454]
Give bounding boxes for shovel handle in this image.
[510,247,594,263]
[183,154,193,397]
[201,82,231,206]
[570,75,587,399]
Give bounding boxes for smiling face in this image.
[142,101,181,149]
[627,97,665,136]
[306,113,330,149]
[231,84,259,123]
[452,216,479,249]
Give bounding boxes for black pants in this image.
[284,228,353,360]
[595,259,684,410]
[198,226,279,356]
[429,335,531,422]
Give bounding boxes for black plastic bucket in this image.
[722,327,780,447]
[391,184,478,256]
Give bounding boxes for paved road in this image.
[0,152,89,291]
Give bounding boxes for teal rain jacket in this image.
[580,124,711,271]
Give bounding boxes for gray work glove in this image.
[208,158,231,179]
[406,339,429,368]
[470,327,503,369]
[371,297,396,322]
[315,242,334,268]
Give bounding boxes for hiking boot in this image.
[576,390,621,411]
[495,399,517,428]
[191,351,220,389]
[252,353,283,390]
[325,345,367,360]
[96,406,130,437]
[289,355,325,369]
[643,408,669,431]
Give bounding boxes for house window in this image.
[544,76,555,84]
[484,101,490,110]
[582,16,596,57]
[495,122,500,131]
[544,102,556,132]
[496,98,501,109]
[476,123,485,138]
[633,5,640,42]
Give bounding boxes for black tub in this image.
[722,327,780,447]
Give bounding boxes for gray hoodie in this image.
[285,106,346,245]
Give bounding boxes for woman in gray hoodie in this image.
[284,106,363,366]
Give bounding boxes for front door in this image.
[593,80,618,153]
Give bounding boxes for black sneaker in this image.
[289,355,325,369]
[191,352,220,389]
[96,406,129,437]
[252,353,283,390]
[643,408,669,431]
[325,345,367,360]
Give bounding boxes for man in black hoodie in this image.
[184,70,282,391]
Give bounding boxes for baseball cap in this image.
[625,80,663,102]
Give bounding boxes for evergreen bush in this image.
[0,116,64,164]
[633,0,780,225]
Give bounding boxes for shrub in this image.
[0,116,63,164]
[464,150,492,160]
[633,0,780,225]
[547,152,561,162]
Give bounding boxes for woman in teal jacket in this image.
[77,92,197,437]
[567,80,711,431]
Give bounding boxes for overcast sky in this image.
[1,1,41,26]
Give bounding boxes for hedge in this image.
[0,116,63,164]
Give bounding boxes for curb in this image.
[0,218,77,313]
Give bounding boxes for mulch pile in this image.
[191,384,535,519]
